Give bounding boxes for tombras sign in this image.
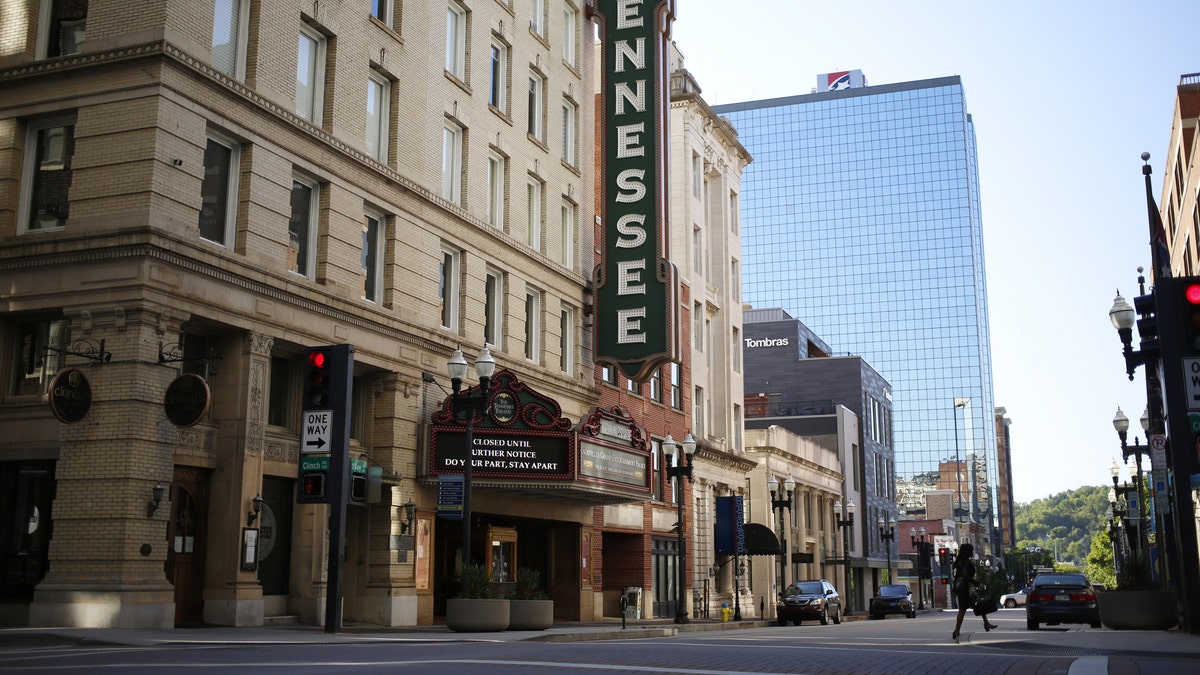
[591,0,681,383]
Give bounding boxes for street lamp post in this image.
[878,515,896,585]
[447,346,496,572]
[768,475,796,604]
[664,433,696,624]
[1112,407,1151,581]
[953,398,970,541]
[909,525,927,609]
[834,499,856,614]
[1110,460,1140,568]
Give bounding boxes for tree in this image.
[1084,529,1116,589]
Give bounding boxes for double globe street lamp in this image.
[663,432,696,624]
[878,515,896,585]
[768,474,796,600]
[909,525,927,609]
[834,499,856,614]
[447,346,496,571]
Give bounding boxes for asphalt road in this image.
[2,609,1198,674]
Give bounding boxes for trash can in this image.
[721,602,732,622]
[624,587,642,620]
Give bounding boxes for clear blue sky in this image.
[669,0,1197,503]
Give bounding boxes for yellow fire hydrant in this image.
[721,603,732,622]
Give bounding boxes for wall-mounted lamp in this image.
[400,499,417,534]
[247,493,264,527]
[147,481,165,518]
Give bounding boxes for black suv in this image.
[776,579,842,626]
[869,584,916,619]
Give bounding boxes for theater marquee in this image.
[592,0,681,383]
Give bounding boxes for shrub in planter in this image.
[1098,553,1177,630]
[509,567,553,631]
[446,564,509,632]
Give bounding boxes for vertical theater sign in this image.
[592,0,681,382]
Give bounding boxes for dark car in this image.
[777,579,842,626]
[869,584,916,619]
[1026,572,1101,630]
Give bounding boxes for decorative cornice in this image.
[0,42,165,83]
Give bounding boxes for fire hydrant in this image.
[721,603,732,622]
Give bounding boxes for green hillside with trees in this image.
[1011,485,1111,566]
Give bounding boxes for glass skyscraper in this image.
[715,76,998,542]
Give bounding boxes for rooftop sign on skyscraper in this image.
[591,0,681,382]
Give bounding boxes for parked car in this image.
[777,579,842,626]
[1000,588,1028,608]
[1026,572,1101,630]
[869,584,916,619]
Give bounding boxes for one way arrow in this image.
[305,437,327,450]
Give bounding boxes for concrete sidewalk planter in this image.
[446,565,510,632]
[1097,590,1177,630]
[508,568,553,631]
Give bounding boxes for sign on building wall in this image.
[592,0,681,383]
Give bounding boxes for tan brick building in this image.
[0,0,608,629]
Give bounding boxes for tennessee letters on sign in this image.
[593,0,680,382]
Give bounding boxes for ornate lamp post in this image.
[878,515,896,585]
[1112,407,1151,578]
[909,525,927,609]
[834,499,856,614]
[1110,459,1140,565]
[953,398,970,537]
[664,433,696,624]
[447,346,495,571]
[768,474,796,601]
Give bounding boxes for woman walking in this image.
[952,543,997,639]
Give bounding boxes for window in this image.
[442,121,463,204]
[8,317,65,397]
[528,72,544,141]
[560,199,575,268]
[296,25,326,124]
[361,213,383,302]
[489,40,508,112]
[485,268,504,348]
[526,178,543,249]
[199,132,240,246]
[530,0,545,36]
[559,307,573,374]
[692,226,703,276]
[732,326,741,372]
[18,117,75,233]
[212,0,248,79]
[525,289,541,362]
[733,404,742,452]
[39,0,87,59]
[561,100,577,165]
[730,191,739,235]
[731,259,740,304]
[693,302,703,351]
[366,71,390,162]
[670,362,682,410]
[288,176,318,277]
[446,3,466,80]
[562,3,577,66]
[626,377,639,395]
[371,0,392,26]
[691,153,702,199]
[649,368,662,402]
[601,365,617,385]
[694,386,705,437]
[488,151,506,228]
[440,246,460,331]
[650,439,662,501]
[268,356,292,427]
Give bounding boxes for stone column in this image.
[202,331,272,626]
[29,304,178,628]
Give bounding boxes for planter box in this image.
[509,599,554,631]
[446,598,510,632]
[1098,590,1178,630]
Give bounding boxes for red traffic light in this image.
[308,350,328,368]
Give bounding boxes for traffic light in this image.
[1133,290,1160,358]
[304,347,332,409]
[1180,279,1200,356]
[937,547,950,583]
[300,472,326,501]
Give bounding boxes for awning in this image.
[741,522,781,556]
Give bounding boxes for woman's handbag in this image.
[972,594,998,616]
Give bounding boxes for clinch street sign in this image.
[592,0,681,382]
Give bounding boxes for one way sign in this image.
[1183,358,1200,412]
[301,410,333,454]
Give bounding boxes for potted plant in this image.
[1097,553,1177,630]
[446,564,510,632]
[508,567,554,631]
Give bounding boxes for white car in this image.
[1000,588,1028,608]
